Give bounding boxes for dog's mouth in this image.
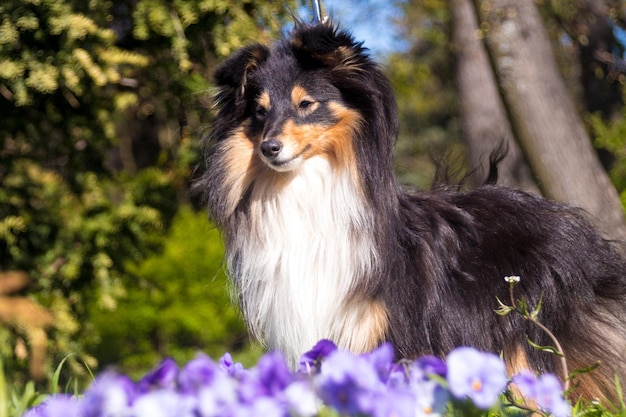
[260,144,312,172]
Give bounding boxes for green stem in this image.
[509,284,570,391]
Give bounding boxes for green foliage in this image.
[0,357,44,417]
[0,0,295,386]
[0,159,176,381]
[591,87,626,206]
[86,206,258,378]
[387,0,463,188]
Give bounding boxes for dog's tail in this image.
[429,140,508,191]
[483,141,509,185]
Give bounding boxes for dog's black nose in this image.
[260,139,282,158]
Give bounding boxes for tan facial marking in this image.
[257,90,271,110]
[291,85,319,115]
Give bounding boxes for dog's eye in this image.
[298,100,314,110]
[255,105,267,119]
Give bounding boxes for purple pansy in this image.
[23,395,80,417]
[253,351,293,397]
[513,371,571,417]
[219,352,245,377]
[138,357,178,392]
[236,350,293,409]
[196,375,238,417]
[316,349,385,415]
[446,347,508,409]
[233,396,287,417]
[299,339,337,373]
[415,355,447,380]
[362,342,395,382]
[283,380,319,417]
[22,340,573,417]
[80,372,137,417]
[412,379,449,417]
[130,389,195,417]
[407,360,449,417]
[178,353,220,394]
[371,388,416,417]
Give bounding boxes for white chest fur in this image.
[226,157,383,365]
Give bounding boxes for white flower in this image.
[504,275,521,283]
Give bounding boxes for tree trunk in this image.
[449,0,538,193]
[475,0,626,243]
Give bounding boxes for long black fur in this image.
[197,21,626,402]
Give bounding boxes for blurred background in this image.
[1,0,626,390]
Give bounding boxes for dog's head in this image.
[210,22,398,174]
[201,22,400,222]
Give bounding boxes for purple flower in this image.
[298,339,337,373]
[178,353,220,394]
[80,372,137,417]
[386,362,410,389]
[513,371,571,417]
[283,380,319,417]
[23,395,80,417]
[219,352,245,377]
[29,340,577,417]
[512,370,537,395]
[412,379,449,417]
[236,351,292,406]
[371,389,416,417]
[254,351,293,396]
[362,342,395,382]
[130,389,195,417]
[233,396,287,417]
[446,347,508,409]
[415,355,447,380]
[196,375,238,417]
[138,357,178,392]
[405,361,449,417]
[316,349,384,415]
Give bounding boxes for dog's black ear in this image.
[211,44,269,137]
[214,43,270,96]
[290,22,369,71]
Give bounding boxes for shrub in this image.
[86,206,258,378]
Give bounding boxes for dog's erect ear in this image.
[212,44,270,128]
[214,43,270,95]
[290,22,368,71]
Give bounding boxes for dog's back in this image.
[389,184,626,402]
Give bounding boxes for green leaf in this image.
[51,354,73,394]
[0,356,6,417]
[568,362,600,380]
[517,298,529,316]
[526,339,564,357]
[530,294,543,320]
[494,296,515,316]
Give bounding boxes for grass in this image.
[0,356,43,417]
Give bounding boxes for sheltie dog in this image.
[196,21,626,402]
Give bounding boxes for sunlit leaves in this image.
[0,0,292,386]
